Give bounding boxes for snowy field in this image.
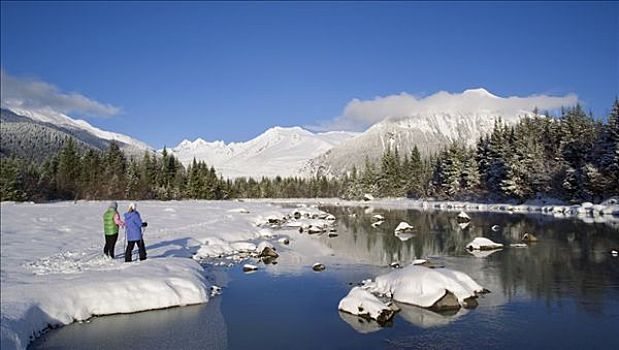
[0,200,338,350]
[2,198,618,349]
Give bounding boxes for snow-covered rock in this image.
[312,263,326,271]
[210,285,223,297]
[372,214,385,222]
[521,233,538,243]
[243,264,258,272]
[338,287,397,325]
[456,211,471,223]
[364,265,485,310]
[256,241,274,254]
[466,237,504,250]
[394,221,414,233]
[363,194,375,201]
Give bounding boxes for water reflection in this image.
[395,302,468,329]
[318,206,619,318]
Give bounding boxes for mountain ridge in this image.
[165,127,359,178]
[0,107,153,161]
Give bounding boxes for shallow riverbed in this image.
[30,206,619,349]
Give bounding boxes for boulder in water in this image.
[312,263,326,271]
[394,221,414,233]
[372,214,385,222]
[456,211,471,223]
[371,221,384,228]
[430,291,461,312]
[243,264,258,272]
[259,246,279,258]
[521,232,538,243]
[364,265,485,311]
[338,286,397,326]
[466,237,503,250]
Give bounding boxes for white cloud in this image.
[0,69,120,118]
[313,88,578,131]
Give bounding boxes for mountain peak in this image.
[263,126,311,135]
[462,88,497,98]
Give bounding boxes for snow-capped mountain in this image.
[304,89,532,176]
[1,107,152,160]
[166,127,358,178]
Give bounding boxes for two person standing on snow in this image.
[102,201,148,262]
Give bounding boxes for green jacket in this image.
[103,208,120,235]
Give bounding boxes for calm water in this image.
[31,206,619,349]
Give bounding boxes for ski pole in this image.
[124,226,128,259]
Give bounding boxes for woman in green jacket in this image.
[103,201,125,258]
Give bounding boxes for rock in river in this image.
[312,263,326,272]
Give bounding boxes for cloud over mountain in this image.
[0,69,120,118]
[317,88,578,131]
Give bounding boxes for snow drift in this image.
[1,258,207,350]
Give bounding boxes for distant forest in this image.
[1,101,617,203]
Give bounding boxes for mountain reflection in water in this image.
[318,206,619,316]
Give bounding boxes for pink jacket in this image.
[114,212,125,227]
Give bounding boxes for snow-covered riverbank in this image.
[0,200,334,349]
[255,197,619,226]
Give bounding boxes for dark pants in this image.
[125,239,147,262]
[103,233,119,258]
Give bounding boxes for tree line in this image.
[1,101,617,203]
[346,101,618,202]
[0,141,344,201]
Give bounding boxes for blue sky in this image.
[1,1,617,148]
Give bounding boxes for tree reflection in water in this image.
[319,205,619,316]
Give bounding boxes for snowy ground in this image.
[0,200,338,350]
[2,197,617,349]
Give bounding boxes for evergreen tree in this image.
[0,157,26,201]
[56,138,81,198]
